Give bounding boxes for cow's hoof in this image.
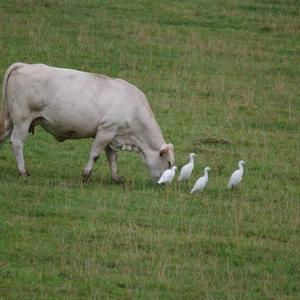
[81,172,91,183]
[19,171,30,177]
[112,175,124,184]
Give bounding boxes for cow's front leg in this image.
[105,145,124,183]
[82,129,116,182]
[10,124,29,176]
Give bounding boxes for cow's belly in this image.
[34,107,100,141]
[40,118,96,141]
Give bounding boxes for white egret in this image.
[190,167,210,194]
[228,160,245,189]
[178,153,196,182]
[157,166,177,184]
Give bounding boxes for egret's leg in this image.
[105,145,123,183]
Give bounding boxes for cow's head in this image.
[143,143,175,181]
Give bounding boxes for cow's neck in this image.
[136,126,165,159]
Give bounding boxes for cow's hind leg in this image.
[10,123,30,176]
[82,129,116,181]
[0,112,13,146]
[105,145,123,183]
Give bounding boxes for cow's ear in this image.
[159,148,167,157]
[159,144,168,157]
[159,143,174,157]
[166,143,174,152]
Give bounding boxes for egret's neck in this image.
[204,169,209,177]
[189,156,194,166]
[239,164,244,175]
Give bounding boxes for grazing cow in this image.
[0,63,175,182]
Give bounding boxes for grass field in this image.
[0,0,299,298]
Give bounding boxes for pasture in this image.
[0,0,299,298]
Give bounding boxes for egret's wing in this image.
[179,163,192,180]
[158,170,171,184]
[228,170,239,187]
[191,177,205,193]
[179,164,188,178]
[157,173,166,184]
[191,179,199,193]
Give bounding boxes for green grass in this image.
[0,0,299,298]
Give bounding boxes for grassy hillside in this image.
[0,0,299,298]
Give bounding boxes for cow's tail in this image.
[0,62,26,145]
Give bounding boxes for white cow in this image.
[0,63,175,182]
